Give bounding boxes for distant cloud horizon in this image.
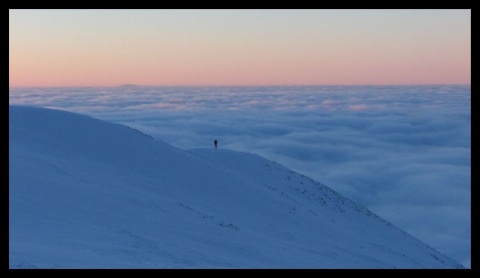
[8,82,472,89]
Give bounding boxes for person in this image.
[214,139,218,148]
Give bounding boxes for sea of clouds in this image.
[9,85,471,267]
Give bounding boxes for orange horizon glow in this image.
[9,10,471,87]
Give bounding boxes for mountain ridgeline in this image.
[9,106,463,268]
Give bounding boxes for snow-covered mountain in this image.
[9,105,463,268]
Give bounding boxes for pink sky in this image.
[9,10,471,87]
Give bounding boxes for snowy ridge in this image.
[9,105,463,268]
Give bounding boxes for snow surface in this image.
[9,105,464,268]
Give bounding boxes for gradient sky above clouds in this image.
[9,85,471,267]
[9,9,470,86]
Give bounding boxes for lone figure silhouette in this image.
[214,139,218,149]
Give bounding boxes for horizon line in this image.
[9,83,471,89]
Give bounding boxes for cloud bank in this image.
[9,85,471,267]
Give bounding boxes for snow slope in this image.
[9,105,464,268]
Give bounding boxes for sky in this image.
[9,85,471,267]
[9,9,470,87]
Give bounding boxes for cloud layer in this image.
[9,85,471,267]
